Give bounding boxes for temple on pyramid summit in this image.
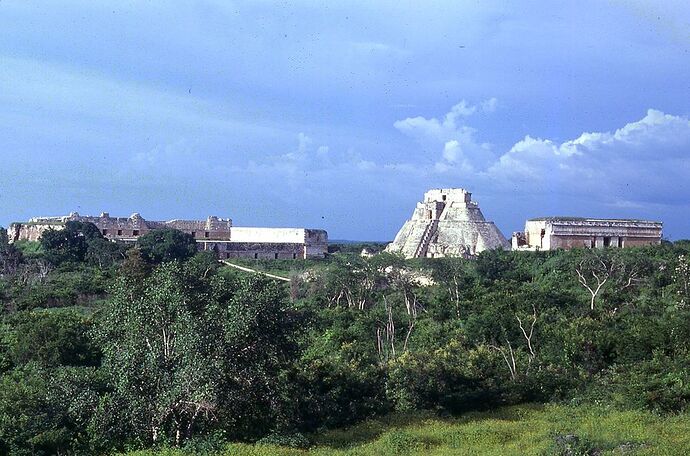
[385,188,510,258]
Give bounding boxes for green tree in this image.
[0,228,22,276]
[117,247,151,284]
[0,365,103,456]
[673,254,690,308]
[40,221,104,265]
[94,261,296,445]
[137,228,198,264]
[10,310,100,367]
[85,236,126,268]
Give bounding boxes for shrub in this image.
[137,229,197,264]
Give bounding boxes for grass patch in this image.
[120,403,690,455]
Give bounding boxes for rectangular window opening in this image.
[132,230,140,236]
[604,237,611,247]
[254,253,258,259]
[204,231,210,238]
[102,229,108,235]
[117,229,122,236]
[274,253,279,259]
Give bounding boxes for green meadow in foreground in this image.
[122,403,690,456]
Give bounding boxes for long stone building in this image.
[511,217,662,251]
[386,188,510,258]
[8,212,328,259]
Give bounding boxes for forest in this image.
[1,221,690,455]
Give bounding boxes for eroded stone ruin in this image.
[8,212,328,259]
[512,217,662,251]
[385,188,510,258]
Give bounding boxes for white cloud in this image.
[393,99,498,171]
[270,134,378,177]
[131,140,205,172]
[442,140,461,163]
[283,132,314,161]
[435,140,473,174]
[393,100,481,142]
[390,106,690,215]
[297,132,312,154]
[357,160,376,171]
[486,109,690,206]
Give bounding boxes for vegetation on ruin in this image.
[1,223,690,454]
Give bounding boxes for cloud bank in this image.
[486,108,690,207]
[389,103,690,214]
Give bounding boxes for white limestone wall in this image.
[423,188,471,204]
[230,227,307,244]
[442,204,485,222]
[524,220,549,250]
[8,223,64,243]
[515,219,662,250]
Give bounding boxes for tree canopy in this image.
[1,236,690,453]
[94,260,296,445]
[136,229,198,264]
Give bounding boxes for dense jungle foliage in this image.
[1,222,690,455]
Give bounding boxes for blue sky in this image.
[1,1,689,240]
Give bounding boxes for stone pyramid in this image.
[386,188,509,258]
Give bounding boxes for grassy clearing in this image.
[122,403,690,455]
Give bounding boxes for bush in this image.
[40,221,102,265]
[137,229,198,264]
[292,359,389,430]
[9,309,100,367]
[608,350,690,412]
[385,344,505,415]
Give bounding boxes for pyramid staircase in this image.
[414,219,439,258]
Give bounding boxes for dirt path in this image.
[219,260,291,282]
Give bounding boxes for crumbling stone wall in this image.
[512,218,663,251]
[7,222,64,242]
[8,212,328,259]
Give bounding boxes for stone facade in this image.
[385,188,510,258]
[8,212,328,259]
[200,229,328,260]
[511,217,662,251]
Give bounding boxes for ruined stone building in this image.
[385,188,510,258]
[8,212,328,259]
[511,217,662,251]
